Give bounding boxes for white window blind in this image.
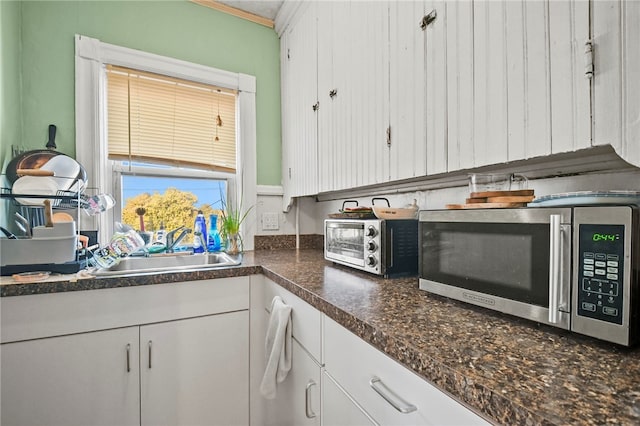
[106,65,237,173]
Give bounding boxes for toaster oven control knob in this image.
[366,255,377,267]
[367,241,377,252]
[366,225,377,237]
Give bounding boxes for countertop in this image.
[2,249,639,425]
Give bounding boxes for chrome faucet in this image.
[165,226,192,253]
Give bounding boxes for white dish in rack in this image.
[11,176,59,206]
[530,191,640,207]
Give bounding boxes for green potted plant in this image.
[219,195,252,255]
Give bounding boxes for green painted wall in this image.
[1,0,23,229]
[16,0,281,186]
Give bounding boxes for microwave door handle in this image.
[548,214,562,324]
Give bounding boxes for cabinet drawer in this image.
[324,316,489,426]
[1,276,250,343]
[322,371,375,426]
[263,277,322,363]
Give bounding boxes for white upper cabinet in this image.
[549,0,591,154]
[452,0,589,169]
[444,0,474,171]
[280,2,319,203]
[423,0,448,175]
[278,0,638,198]
[389,0,429,180]
[592,0,640,168]
[317,1,390,192]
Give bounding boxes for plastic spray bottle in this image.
[207,214,222,252]
[193,210,207,254]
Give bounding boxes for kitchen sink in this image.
[93,252,242,276]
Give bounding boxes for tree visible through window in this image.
[120,173,226,245]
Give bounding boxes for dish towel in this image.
[260,296,293,399]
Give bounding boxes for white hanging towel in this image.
[260,296,293,399]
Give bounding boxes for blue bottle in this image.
[207,214,222,252]
[193,210,207,254]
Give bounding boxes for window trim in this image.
[75,34,257,248]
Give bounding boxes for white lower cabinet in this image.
[1,327,140,426]
[140,312,249,426]
[250,276,323,426]
[322,371,376,426]
[261,338,321,426]
[0,277,251,426]
[323,316,489,426]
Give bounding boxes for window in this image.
[105,65,237,245]
[75,35,257,248]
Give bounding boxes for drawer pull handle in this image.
[148,340,152,369]
[370,376,417,414]
[126,343,131,373]
[305,380,317,418]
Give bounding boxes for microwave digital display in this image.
[591,232,621,242]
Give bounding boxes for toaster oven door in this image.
[419,208,572,328]
[325,221,366,267]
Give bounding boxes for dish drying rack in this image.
[0,187,89,228]
[0,187,93,275]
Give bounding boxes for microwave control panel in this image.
[577,224,625,325]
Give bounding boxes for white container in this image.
[0,235,78,266]
[32,221,76,239]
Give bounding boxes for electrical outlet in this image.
[262,212,279,230]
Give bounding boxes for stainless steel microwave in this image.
[418,206,639,346]
[325,219,418,278]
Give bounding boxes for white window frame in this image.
[75,34,257,249]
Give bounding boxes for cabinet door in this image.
[349,0,390,188]
[424,0,448,175]
[282,2,318,199]
[472,0,510,167]
[140,311,249,426]
[593,0,640,167]
[389,0,429,180]
[445,0,475,171]
[316,0,339,193]
[318,1,389,191]
[1,327,140,426]
[466,0,588,169]
[549,0,590,154]
[263,338,321,426]
[322,371,376,426]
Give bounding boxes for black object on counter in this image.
[0,259,88,276]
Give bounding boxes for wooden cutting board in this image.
[448,189,534,209]
[469,189,534,198]
[467,195,536,203]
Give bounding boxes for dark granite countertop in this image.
[2,249,639,425]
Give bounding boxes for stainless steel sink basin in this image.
[93,252,242,276]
